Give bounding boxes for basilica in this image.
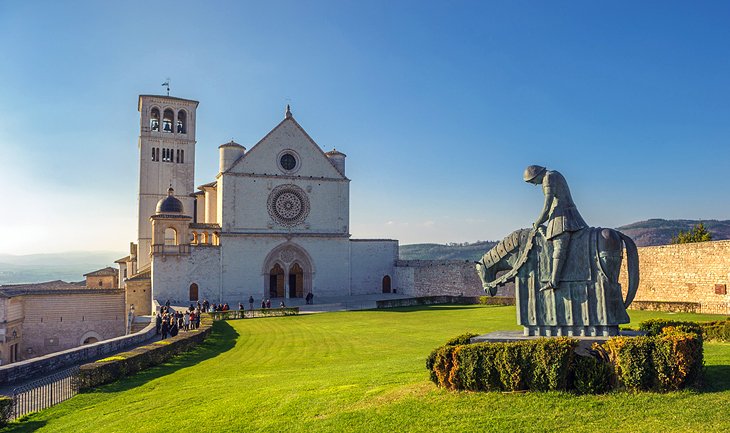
[117,95,398,314]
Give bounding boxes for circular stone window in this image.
[279,152,297,171]
[267,184,310,226]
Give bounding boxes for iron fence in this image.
[11,366,79,420]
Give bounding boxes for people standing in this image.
[155,312,162,335]
[248,295,254,310]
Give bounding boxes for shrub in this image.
[602,328,703,391]
[444,333,479,346]
[572,354,611,395]
[428,338,577,392]
[703,319,730,342]
[639,319,702,337]
[0,396,13,427]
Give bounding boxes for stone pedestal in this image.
[470,330,646,355]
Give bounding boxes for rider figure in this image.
[524,165,588,291]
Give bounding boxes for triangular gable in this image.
[223,116,347,180]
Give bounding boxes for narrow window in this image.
[176,149,180,163]
[152,148,155,161]
[180,149,184,163]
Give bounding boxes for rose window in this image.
[267,185,310,226]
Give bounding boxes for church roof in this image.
[197,181,217,190]
[0,280,122,298]
[83,267,117,277]
[325,148,346,157]
[138,95,199,109]
[114,256,130,264]
[125,269,151,282]
[218,140,244,149]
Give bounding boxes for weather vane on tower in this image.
[161,78,171,96]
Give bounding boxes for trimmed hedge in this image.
[639,317,730,342]
[477,296,515,306]
[0,396,12,427]
[77,315,214,391]
[601,327,703,391]
[427,338,577,392]
[428,328,703,393]
[703,319,730,341]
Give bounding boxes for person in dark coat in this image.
[161,316,170,339]
[155,312,162,335]
[170,318,179,337]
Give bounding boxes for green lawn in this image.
[4,306,730,433]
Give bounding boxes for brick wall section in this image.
[395,260,514,298]
[619,240,730,315]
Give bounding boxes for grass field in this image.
[3,305,730,433]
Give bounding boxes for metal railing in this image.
[11,366,79,420]
[209,307,299,321]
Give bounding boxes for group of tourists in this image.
[155,304,202,339]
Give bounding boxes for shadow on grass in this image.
[1,420,47,433]
[701,365,730,393]
[85,320,239,394]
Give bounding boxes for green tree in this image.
[671,222,713,244]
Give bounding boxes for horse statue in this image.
[475,226,639,337]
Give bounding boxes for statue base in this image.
[470,329,645,355]
[523,325,618,337]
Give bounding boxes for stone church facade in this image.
[120,95,397,313]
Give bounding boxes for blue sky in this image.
[1,1,728,255]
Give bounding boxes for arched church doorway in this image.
[189,283,199,301]
[289,263,304,298]
[382,275,392,293]
[269,264,285,298]
[262,243,314,299]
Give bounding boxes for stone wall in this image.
[20,291,127,360]
[395,260,514,298]
[0,319,155,387]
[619,240,730,315]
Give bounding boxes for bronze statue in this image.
[523,165,587,291]
[475,166,639,337]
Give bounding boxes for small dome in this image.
[156,187,184,213]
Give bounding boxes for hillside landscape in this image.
[399,219,730,260]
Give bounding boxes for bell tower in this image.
[136,95,199,270]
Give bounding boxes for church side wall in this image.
[395,260,514,298]
[20,292,126,360]
[619,240,730,315]
[349,240,398,295]
[152,247,221,306]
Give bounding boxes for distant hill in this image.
[616,219,730,247]
[0,251,126,285]
[399,219,730,260]
[399,241,497,261]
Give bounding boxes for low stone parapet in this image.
[77,315,213,391]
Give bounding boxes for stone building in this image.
[120,95,398,312]
[0,281,126,364]
[84,267,119,289]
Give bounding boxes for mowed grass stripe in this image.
[3,305,729,433]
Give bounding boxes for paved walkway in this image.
[210,293,412,314]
